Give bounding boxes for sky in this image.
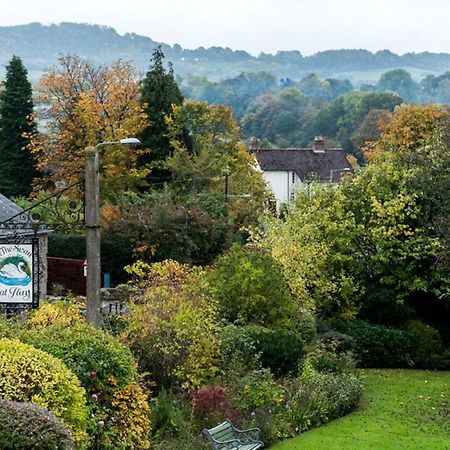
[2,0,450,55]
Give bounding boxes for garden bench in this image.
[203,419,264,449]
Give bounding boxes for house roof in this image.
[0,193,24,222]
[0,193,51,236]
[254,148,352,181]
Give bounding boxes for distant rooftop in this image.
[254,145,352,182]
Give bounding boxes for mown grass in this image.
[271,369,450,450]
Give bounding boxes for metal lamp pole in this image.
[85,138,140,327]
[223,165,231,203]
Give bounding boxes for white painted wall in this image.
[262,170,301,208]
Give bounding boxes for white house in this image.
[251,137,352,208]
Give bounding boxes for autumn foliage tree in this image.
[257,104,450,327]
[165,100,270,228]
[31,55,149,195]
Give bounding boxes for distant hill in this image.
[1,22,450,83]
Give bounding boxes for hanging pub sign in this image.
[0,243,36,305]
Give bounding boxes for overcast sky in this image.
[2,0,450,55]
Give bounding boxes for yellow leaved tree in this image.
[30,55,149,196]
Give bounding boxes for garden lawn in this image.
[271,369,450,450]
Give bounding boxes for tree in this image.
[111,188,232,264]
[311,91,403,159]
[377,69,419,102]
[297,73,332,103]
[241,88,313,146]
[30,55,148,196]
[351,109,392,157]
[364,104,450,160]
[256,105,450,325]
[139,46,184,180]
[0,56,38,197]
[208,244,298,329]
[165,100,270,228]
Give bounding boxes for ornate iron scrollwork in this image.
[0,180,85,314]
[1,180,85,230]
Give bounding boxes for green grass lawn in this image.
[271,369,450,450]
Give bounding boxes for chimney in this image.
[312,136,325,153]
[247,136,258,154]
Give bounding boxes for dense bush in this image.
[332,320,416,368]
[20,314,150,449]
[192,385,239,429]
[0,399,74,450]
[105,381,152,450]
[151,389,209,449]
[114,190,233,265]
[234,368,285,412]
[209,244,298,329]
[284,372,362,434]
[23,318,137,394]
[0,338,87,444]
[124,260,221,390]
[247,326,306,377]
[48,232,85,259]
[219,325,261,379]
[26,299,85,328]
[406,320,449,369]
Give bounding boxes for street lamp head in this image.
[119,137,141,145]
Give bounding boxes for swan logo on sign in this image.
[0,245,33,303]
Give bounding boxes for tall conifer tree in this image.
[140,46,184,182]
[0,55,38,197]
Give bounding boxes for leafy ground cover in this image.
[271,369,450,450]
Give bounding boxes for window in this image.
[292,172,295,183]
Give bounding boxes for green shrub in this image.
[295,309,318,344]
[22,322,138,394]
[0,399,74,450]
[209,244,298,329]
[125,260,221,390]
[284,372,362,433]
[406,320,448,369]
[0,338,88,445]
[307,340,356,375]
[151,389,193,444]
[219,325,261,379]
[247,326,306,377]
[234,368,285,412]
[320,330,356,354]
[230,368,285,444]
[48,233,85,259]
[332,320,416,368]
[19,320,150,449]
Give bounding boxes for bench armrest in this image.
[233,425,262,443]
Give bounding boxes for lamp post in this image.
[330,167,351,182]
[85,138,140,327]
[223,165,231,203]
